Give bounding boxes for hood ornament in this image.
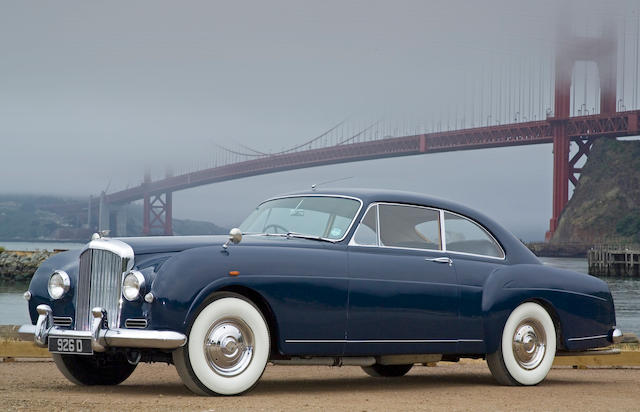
[91,230,111,240]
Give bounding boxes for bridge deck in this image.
[106,110,639,203]
[44,110,639,211]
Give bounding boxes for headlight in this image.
[122,271,145,301]
[48,270,70,299]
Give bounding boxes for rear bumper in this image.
[19,304,187,352]
[610,327,623,344]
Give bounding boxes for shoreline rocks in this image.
[0,250,55,282]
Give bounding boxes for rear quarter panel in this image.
[482,264,615,352]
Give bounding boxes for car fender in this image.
[147,242,349,347]
[481,264,615,353]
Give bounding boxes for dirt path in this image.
[1,361,639,411]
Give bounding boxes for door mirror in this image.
[228,228,243,244]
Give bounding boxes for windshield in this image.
[239,196,361,240]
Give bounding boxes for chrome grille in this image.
[75,249,126,330]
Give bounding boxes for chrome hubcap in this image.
[204,318,254,377]
[512,318,546,370]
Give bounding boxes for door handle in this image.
[425,257,453,266]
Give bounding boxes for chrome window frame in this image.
[348,201,506,260]
[252,194,364,243]
[349,203,379,247]
[441,210,506,261]
[349,202,444,253]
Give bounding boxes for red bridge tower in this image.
[546,28,618,240]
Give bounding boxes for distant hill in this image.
[0,194,228,241]
[551,138,640,245]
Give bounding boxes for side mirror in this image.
[222,228,242,250]
[228,228,243,244]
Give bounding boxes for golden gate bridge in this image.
[52,20,640,241]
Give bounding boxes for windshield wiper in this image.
[284,232,334,243]
[250,232,335,243]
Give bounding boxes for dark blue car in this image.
[20,189,622,395]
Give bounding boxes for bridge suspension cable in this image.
[219,119,350,159]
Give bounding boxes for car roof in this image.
[279,188,484,219]
[274,188,540,265]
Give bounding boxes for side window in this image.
[351,205,378,246]
[379,204,441,250]
[444,212,504,258]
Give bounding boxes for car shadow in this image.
[250,372,608,395]
[50,367,607,397]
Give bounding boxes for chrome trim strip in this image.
[557,348,620,356]
[439,209,447,252]
[567,334,608,342]
[285,339,483,343]
[446,249,506,261]
[255,194,364,243]
[376,202,381,246]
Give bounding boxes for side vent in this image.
[125,318,148,329]
[52,317,73,327]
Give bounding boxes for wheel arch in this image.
[217,285,281,357]
[481,264,572,353]
[525,297,565,351]
[185,285,281,357]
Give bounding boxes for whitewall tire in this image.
[173,294,270,396]
[487,302,556,386]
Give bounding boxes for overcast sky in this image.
[1,0,638,241]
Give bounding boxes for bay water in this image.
[1,249,638,336]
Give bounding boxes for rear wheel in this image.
[52,352,137,385]
[487,302,556,386]
[173,294,270,396]
[362,363,413,377]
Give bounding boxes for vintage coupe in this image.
[20,189,621,395]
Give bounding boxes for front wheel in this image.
[362,363,413,377]
[173,294,270,396]
[52,352,137,385]
[487,302,557,386]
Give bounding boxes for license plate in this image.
[49,336,93,355]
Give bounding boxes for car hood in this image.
[116,234,332,255]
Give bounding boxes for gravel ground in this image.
[1,361,639,411]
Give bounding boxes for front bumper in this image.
[18,304,187,352]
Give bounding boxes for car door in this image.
[345,203,460,356]
[442,210,507,354]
